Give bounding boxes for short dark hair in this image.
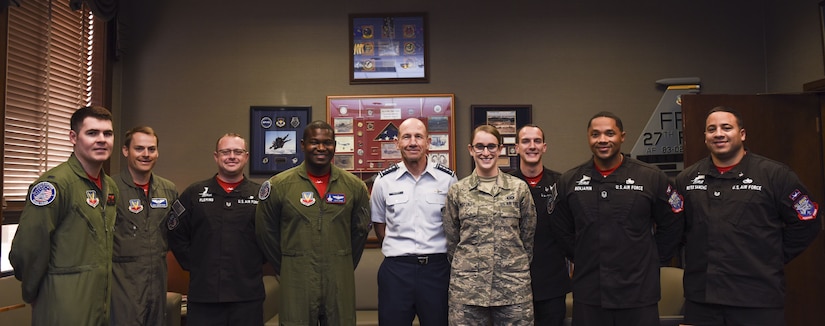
[516,124,545,142]
[472,124,502,145]
[124,126,158,147]
[70,106,112,132]
[588,111,624,132]
[303,120,335,140]
[707,106,745,129]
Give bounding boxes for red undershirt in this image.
[716,164,737,174]
[134,182,149,197]
[307,172,330,195]
[596,163,621,177]
[87,173,101,189]
[217,177,243,193]
[525,170,543,187]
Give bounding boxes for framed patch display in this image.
[327,94,455,179]
[470,105,532,172]
[350,13,429,84]
[249,106,311,175]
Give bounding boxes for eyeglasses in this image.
[472,143,499,153]
[307,140,336,148]
[217,149,247,156]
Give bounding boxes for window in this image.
[1,1,107,275]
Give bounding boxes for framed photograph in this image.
[429,133,449,151]
[470,105,532,172]
[350,13,429,84]
[327,94,455,179]
[249,106,311,175]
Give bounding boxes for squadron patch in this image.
[793,195,819,221]
[667,185,684,213]
[86,190,100,208]
[128,199,144,213]
[29,181,56,206]
[300,192,316,206]
[167,213,179,230]
[259,181,271,200]
[167,200,186,230]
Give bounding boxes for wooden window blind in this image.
[3,1,100,202]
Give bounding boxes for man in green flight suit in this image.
[10,106,119,326]
[110,126,178,326]
[256,120,371,325]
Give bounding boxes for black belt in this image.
[386,253,446,265]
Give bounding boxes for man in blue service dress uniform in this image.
[371,118,457,326]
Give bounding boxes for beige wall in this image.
[113,0,823,189]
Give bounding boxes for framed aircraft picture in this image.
[249,106,311,175]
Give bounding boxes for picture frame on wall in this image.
[249,106,311,175]
[349,12,429,84]
[470,105,533,171]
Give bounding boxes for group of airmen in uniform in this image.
[7,105,821,326]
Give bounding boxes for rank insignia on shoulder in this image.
[435,163,455,177]
[378,163,399,177]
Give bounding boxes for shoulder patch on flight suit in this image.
[29,181,56,206]
[435,163,455,177]
[258,180,271,200]
[378,163,399,177]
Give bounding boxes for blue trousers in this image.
[378,254,449,326]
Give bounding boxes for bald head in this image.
[396,118,430,166]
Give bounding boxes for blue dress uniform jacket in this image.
[550,156,683,309]
[255,164,371,325]
[676,153,820,308]
[168,175,264,303]
[111,172,178,326]
[509,167,571,302]
[10,154,119,326]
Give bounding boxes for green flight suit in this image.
[111,172,178,326]
[10,153,118,326]
[255,164,371,326]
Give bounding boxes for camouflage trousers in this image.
[448,300,534,326]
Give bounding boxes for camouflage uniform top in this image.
[443,169,536,306]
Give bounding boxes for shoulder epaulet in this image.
[378,163,400,177]
[435,163,456,177]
